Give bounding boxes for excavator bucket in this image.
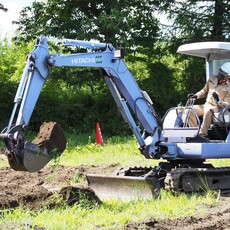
[8,122,67,172]
[8,141,51,172]
[87,167,161,200]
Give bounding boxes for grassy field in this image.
[0,191,216,230]
[0,133,225,229]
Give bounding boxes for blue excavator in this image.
[1,35,230,199]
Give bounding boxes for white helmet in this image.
[219,62,230,76]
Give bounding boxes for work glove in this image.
[187,93,197,99]
[217,98,226,107]
[218,99,228,107]
[212,92,227,107]
[212,92,219,102]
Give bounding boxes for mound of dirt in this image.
[0,164,117,210]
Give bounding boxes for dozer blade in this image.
[87,173,160,200]
[8,121,67,172]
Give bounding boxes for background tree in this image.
[160,0,229,45]
[1,0,229,135]
[13,0,165,97]
[12,0,178,134]
[0,3,7,12]
[0,41,33,129]
[14,0,160,51]
[158,0,230,99]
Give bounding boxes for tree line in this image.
[0,0,229,136]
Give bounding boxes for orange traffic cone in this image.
[96,122,104,145]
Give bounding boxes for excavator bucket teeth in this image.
[87,174,160,200]
[8,121,67,172]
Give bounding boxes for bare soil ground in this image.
[1,122,230,229]
[1,160,230,230]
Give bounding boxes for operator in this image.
[185,62,230,138]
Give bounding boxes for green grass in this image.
[208,158,230,167]
[0,190,216,230]
[57,135,157,167]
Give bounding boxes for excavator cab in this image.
[162,42,230,141]
[162,101,230,141]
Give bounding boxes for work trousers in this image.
[184,104,216,135]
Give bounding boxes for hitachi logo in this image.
[71,57,95,64]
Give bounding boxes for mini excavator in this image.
[1,36,230,199]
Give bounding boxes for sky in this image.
[0,0,34,39]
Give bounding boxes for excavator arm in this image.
[0,36,51,172]
[0,35,165,172]
[48,38,165,157]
